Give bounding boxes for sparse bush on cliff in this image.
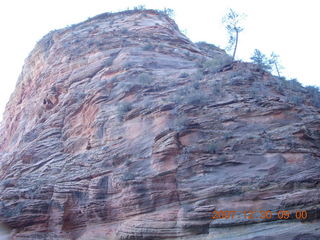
[171,84,209,106]
[286,78,302,91]
[122,172,135,181]
[306,86,319,95]
[133,5,146,11]
[170,93,183,105]
[205,143,218,154]
[138,73,153,85]
[193,70,204,80]
[192,81,200,90]
[211,81,224,97]
[306,86,320,107]
[288,95,304,106]
[275,78,303,95]
[195,42,225,57]
[185,92,207,105]
[198,55,232,74]
[250,50,282,76]
[172,115,190,131]
[203,142,224,154]
[216,155,228,162]
[312,95,320,107]
[117,102,133,120]
[143,43,155,51]
[250,49,271,71]
[117,72,154,93]
[179,72,189,78]
[273,78,320,107]
[159,8,175,18]
[121,28,129,34]
[105,58,114,67]
[249,81,268,100]
[117,81,134,92]
[203,59,222,72]
[170,76,227,107]
[123,62,134,70]
[275,78,286,94]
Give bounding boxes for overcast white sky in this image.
[0,0,319,120]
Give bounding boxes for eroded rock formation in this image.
[0,9,320,240]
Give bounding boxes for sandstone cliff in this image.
[0,9,320,240]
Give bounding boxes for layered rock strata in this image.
[0,9,320,240]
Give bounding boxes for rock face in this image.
[0,9,320,240]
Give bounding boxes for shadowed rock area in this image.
[0,9,320,240]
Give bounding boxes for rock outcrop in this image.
[0,9,320,240]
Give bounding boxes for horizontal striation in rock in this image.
[0,9,320,240]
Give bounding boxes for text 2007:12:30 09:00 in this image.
[211,210,309,220]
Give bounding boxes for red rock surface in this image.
[0,9,320,240]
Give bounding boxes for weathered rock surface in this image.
[0,9,320,240]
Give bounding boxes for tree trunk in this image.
[232,30,238,60]
[274,62,281,77]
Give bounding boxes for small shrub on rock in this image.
[117,102,133,120]
[204,142,223,154]
[250,49,271,71]
[133,5,146,10]
[185,92,207,105]
[288,95,304,106]
[194,70,204,80]
[211,81,223,97]
[172,116,190,131]
[143,43,155,51]
[121,28,129,34]
[205,143,218,154]
[122,172,135,181]
[203,55,232,74]
[287,78,302,91]
[123,62,134,69]
[306,86,320,107]
[138,73,153,85]
[192,81,200,90]
[179,72,189,78]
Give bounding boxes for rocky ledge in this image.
[0,9,320,240]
